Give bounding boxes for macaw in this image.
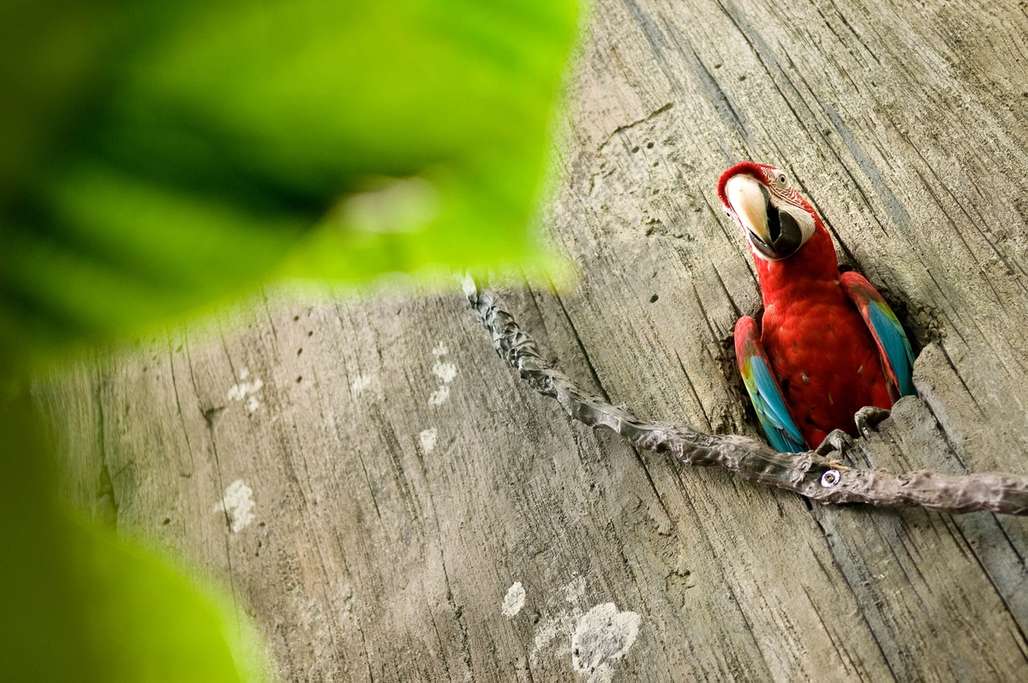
[717,161,915,452]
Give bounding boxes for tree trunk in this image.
[40,0,1027,679]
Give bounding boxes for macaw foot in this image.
[814,429,853,456]
[854,406,891,437]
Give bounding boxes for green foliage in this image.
[1,1,580,680]
[1,0,580,364]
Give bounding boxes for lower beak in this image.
[725,175,802,259]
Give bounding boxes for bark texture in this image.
[39,0,1028,680]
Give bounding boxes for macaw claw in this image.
[854,406,891,437]
[814,429,853,456]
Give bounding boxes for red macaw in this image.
[717,161,914,452]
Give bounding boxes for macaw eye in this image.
[776,172,787,185]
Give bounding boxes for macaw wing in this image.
[734,316,806,453]
[840,271,915,399]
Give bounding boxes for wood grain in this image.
[38,0,1027,679]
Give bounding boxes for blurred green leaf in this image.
[0,392,267,681]
[1,0,580,364]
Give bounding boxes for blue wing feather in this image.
[747,356,806,453]
[735,316,806,453]
[841,272,916,399]
[868,302,915,396]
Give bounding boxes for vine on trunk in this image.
[464,277,1028,516]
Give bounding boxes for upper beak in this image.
[725,174,771,243]
[724,174,801,259]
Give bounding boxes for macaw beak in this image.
[724,174,802,259]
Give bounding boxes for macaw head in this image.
[717,161,822,261]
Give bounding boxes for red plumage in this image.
[718,162,893,447]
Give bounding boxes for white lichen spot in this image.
[227,368,263,412]
[571,603,641,683]
[501,581,526,618]
[427,345,457,406]
[428,385,450,406]
[432,359,458,384]
[350,375,373,396]
[214,479,255,533]
[419,428,438,454]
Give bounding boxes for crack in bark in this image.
[595,102,673,154]
[93,368,120,528]
[464,278,1028,516]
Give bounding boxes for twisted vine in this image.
[463,277,1028,516]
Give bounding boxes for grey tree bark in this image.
[38,0,1028,680]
